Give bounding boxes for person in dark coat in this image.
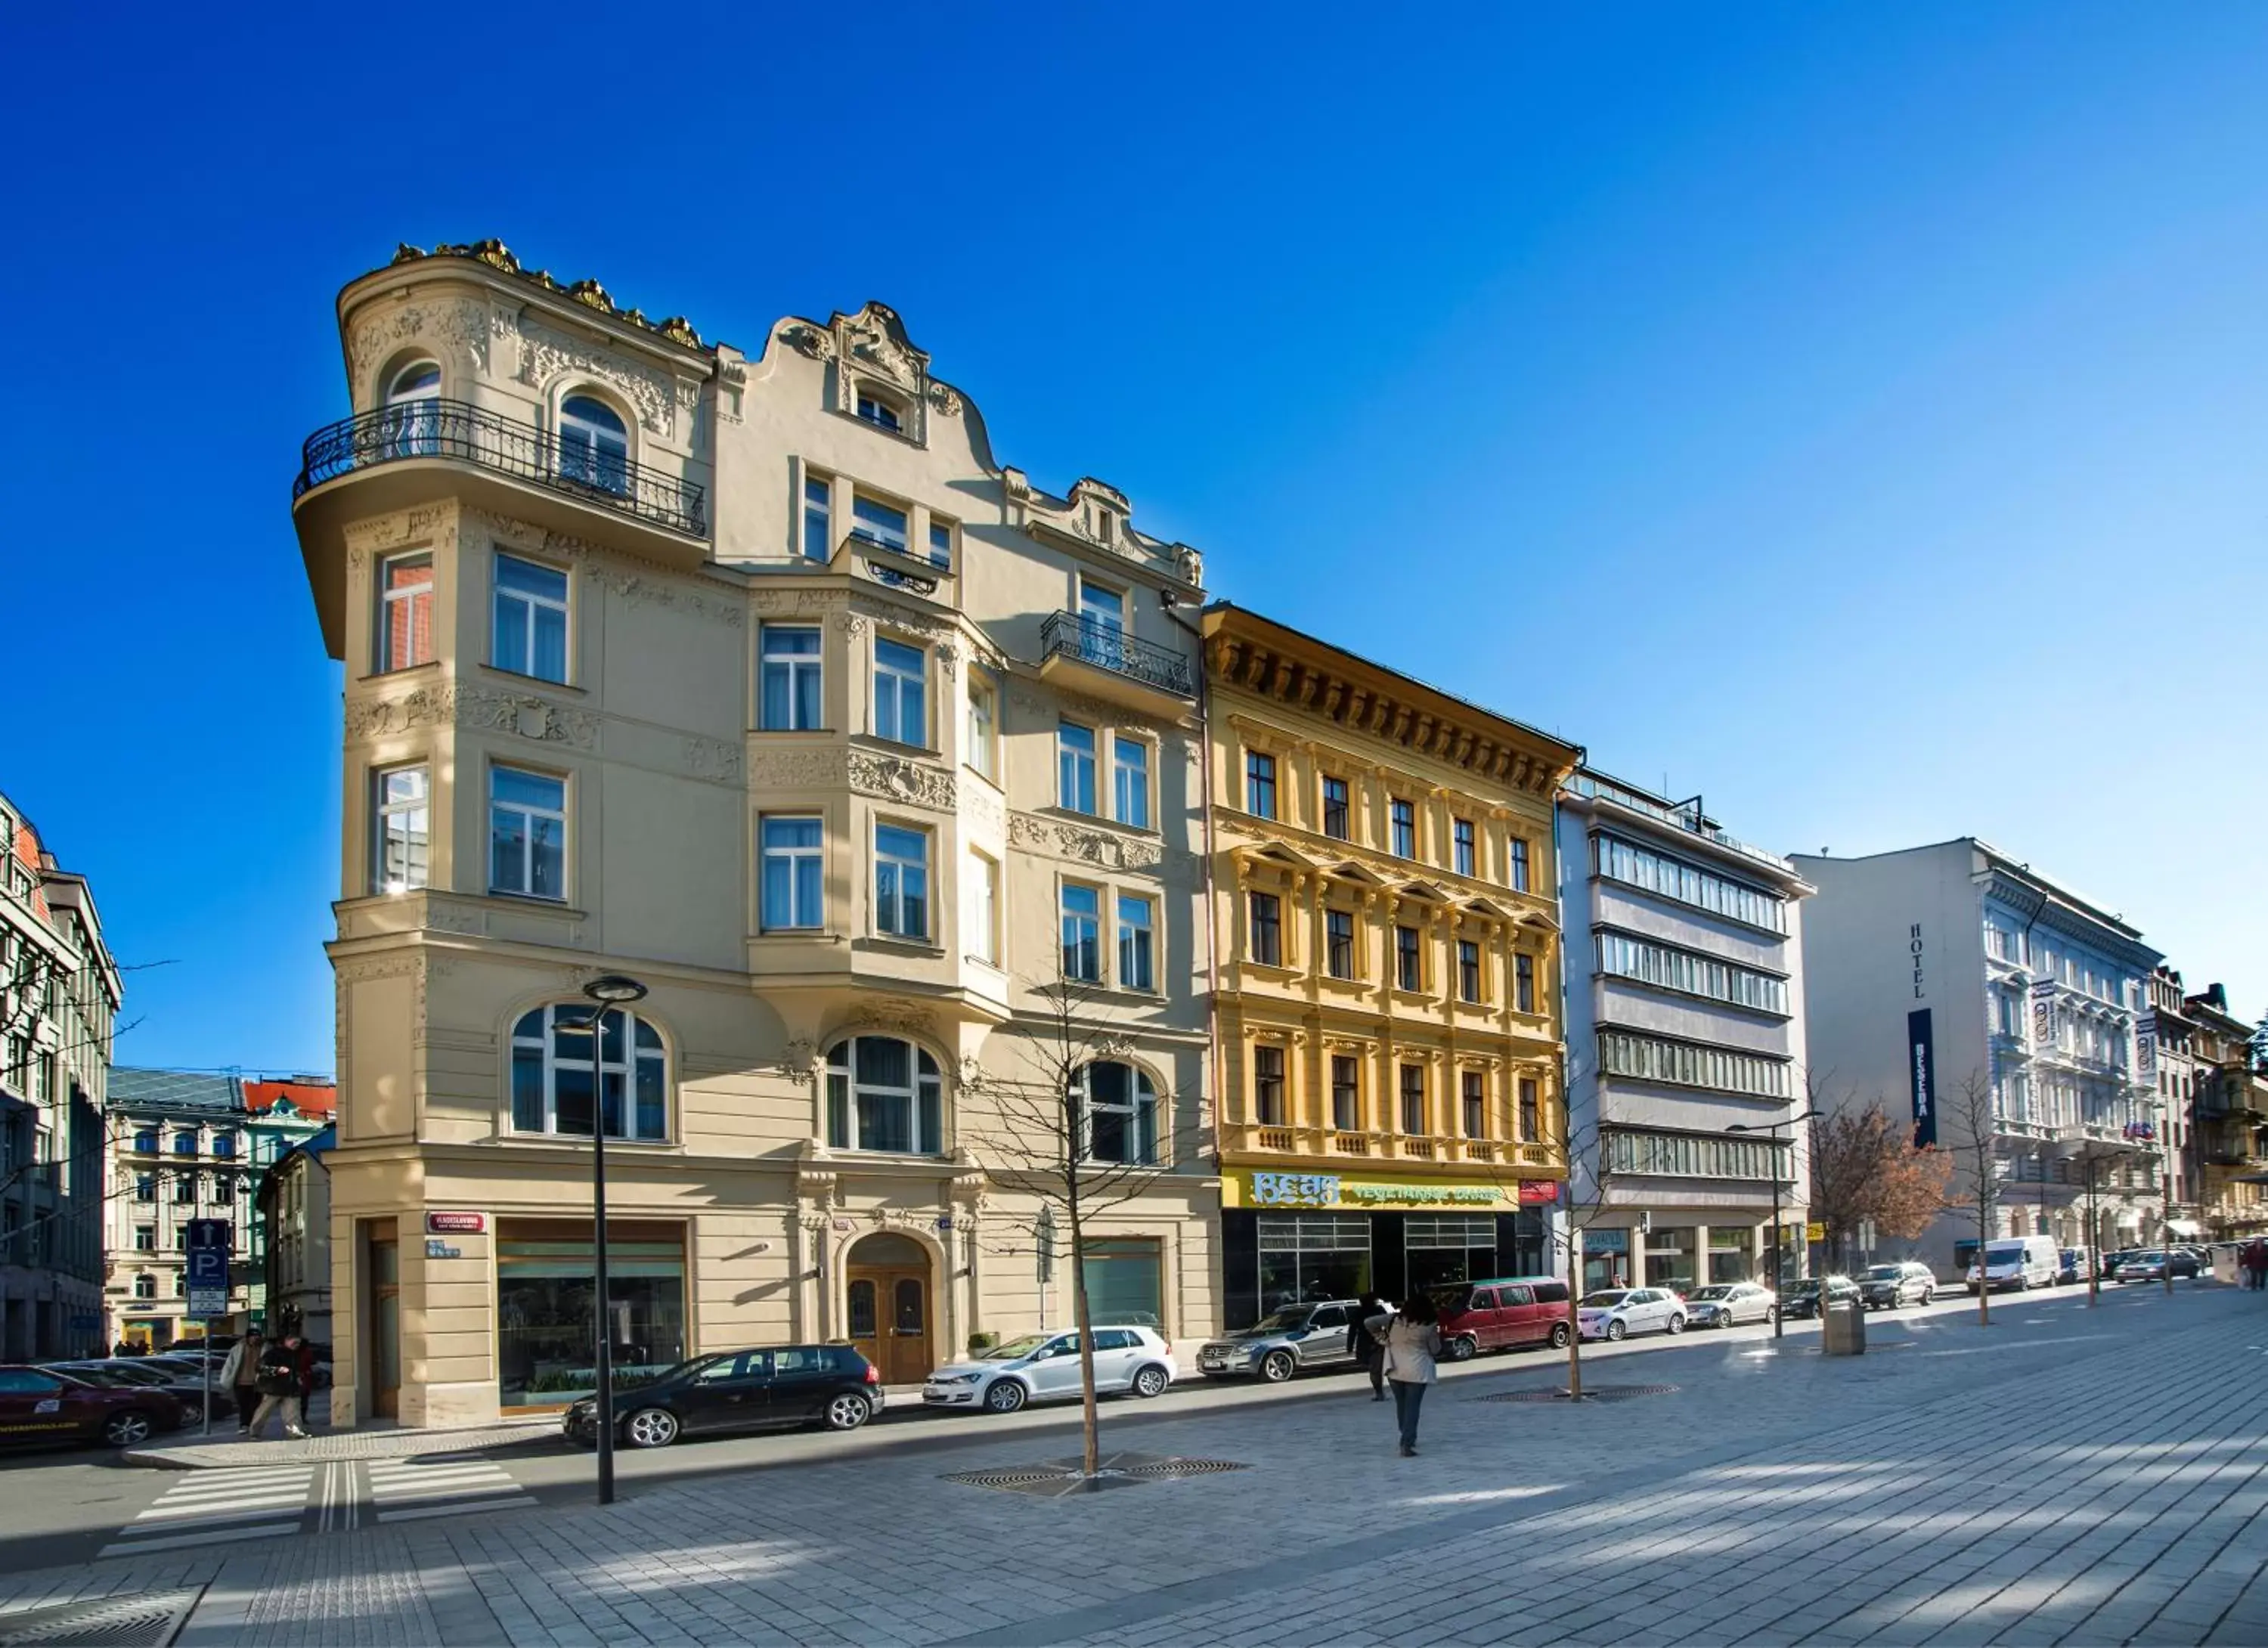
[1348,1292,1387,1400]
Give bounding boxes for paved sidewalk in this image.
[7,1287,2266,1645]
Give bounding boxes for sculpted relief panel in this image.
[1009,812,1166,872]
[510,314,676,437]
[346,300,492,389]
[345,684,600,750]
[848,751,955,813]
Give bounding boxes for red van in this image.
[1433,1276,1574,1361]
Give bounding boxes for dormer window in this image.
[854,388,905,433]
[851,495,909,554]
[559,395,629,495]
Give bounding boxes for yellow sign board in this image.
[1804,1222,1826,1242]
[1234,1170,1516,1213]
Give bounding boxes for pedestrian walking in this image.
[220,1332,265,1434]
[1368,1292,1442,1457]
[248,1334,313,1439]
[1349,1293,1387,1401]
[2242,1239,2268,1291]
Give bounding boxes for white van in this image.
[1967,1234,2059,1293]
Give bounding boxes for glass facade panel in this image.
[1256,1214,1371,1315]
[1082,1239,1163,1327]
[497,1233,685,1411]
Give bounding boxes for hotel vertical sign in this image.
[1908,1008,1937,1148]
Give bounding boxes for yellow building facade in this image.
[291,243,1220,1427]
[1201,607,1581,1326]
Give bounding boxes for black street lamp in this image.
[1730,1108,1819,1340]
[580,973,648,1507]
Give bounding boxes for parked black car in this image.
[565,1344,882,1449]
[1858,1262,1936,1310]
[1777,1275,1861,1321]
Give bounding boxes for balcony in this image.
[1038,612,1194,715]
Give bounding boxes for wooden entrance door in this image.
[845,1234,933,1385]
[367,1225,401,1419]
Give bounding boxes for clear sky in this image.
[5,3,2263,1073]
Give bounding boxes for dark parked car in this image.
[1859,1262,1936,1310]
[0,1366,186,1449]
[2115,1249,2199,1284]
[2056,1249,2096,1285]
[565,1344,881,1449]
[1777,1275,1861,1321]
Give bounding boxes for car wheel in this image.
[623,1408,680,1448]
[102,1410,154,1448]
[1920,1289,1934,1306]
[822,1393,872,1432]
[1606,1320,1627,1342]
[1444,1335,1477,1363]
[1130,1365,1170,1399]
[983,1380,1028,1414]
[1666,1314,1686,1335]
[1258,1350,1297,1384]
[1549,1322,1572,1349]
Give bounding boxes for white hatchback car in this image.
[1576,1287,1687,1341]
[922,1326,1176,1414]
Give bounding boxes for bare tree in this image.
[1541,1083,1620,1402]
[1940,1070,2000,1326]
[956,971,1209,1476]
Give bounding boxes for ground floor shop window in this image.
[1258,1214,1371,1314]
[1709,1227,1753,1283]
[1644,1226,1697,1289]
[1584,1228,1631,1292]
[497,1219,685,1410]
[1081,1239,1163,1328]
[1405,1214,1497,1294]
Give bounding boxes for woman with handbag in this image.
[219,1332,265,1434]
[1368,1293,1442,1457]
[248,1334,311,1439]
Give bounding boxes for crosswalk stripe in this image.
[151,1469,314,1485]
[370,1471,507,1492]
[97,1522,301,1558]
[142,1479,311,1502]
[376,1494,534,1523]
[134,1490,309,1519]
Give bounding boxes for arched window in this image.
[558,395,630,494]
[1077,1061,1159,1166]
[854,386,904,433]
[825,1037,942,1155]
[381,359,444,456]
[133,1129,157,1154]
[510,1004,668,1141]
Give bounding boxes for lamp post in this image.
[580,973,648,1507]
[1730,1109,1819,1340]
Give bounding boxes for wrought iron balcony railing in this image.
[294,398,707,537]
[1040,611,1193,698]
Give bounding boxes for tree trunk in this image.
[1976,1193,1991,1327]
[1068,1173,1100,1477]
[1563,1219,1583,1400]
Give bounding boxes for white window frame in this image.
[851,493,909,554]
[489,765,568,901]
[759,815,826,931]
[492,552,571,684]
[760,624,824,731]
[371,765,429,894]
[510,1003,669,1142]
[1061,882,1102,983]
[803,472,832,560]
[873,637,927,747]
[854,389,905,433]
[1058,721,1098,814]
[968,850,1000,966]
[1117,893,1154,992]
[874,822,931,940]
[1112,736,1151,829]
[376,552,434,674]
[826,1037,943,1155]
[966,672,997,781]
[1078,578,1126,631]
[1078,1061,1159,1166]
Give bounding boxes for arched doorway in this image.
[845,1232,933,1386]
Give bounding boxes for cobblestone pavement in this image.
[2,1285,2263,1646]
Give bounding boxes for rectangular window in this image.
[1518,1077,1539,1142]
[1390,798,1416,859]
[873,638,927,746]
[1462,1071,1485,1138]
[1249,893,1282,966]
[1597,1028,1792,1098]
[1113,736,1151,829]
[1454,819,1476,878]
[968,850,999,966]
[1510,837,1530,893]
[760,625,823,730]
[1327,909,1356,980]
[856,391,902,432]
[1331,1056,1359,1132]
[874,824,929,939]
[1253,1045,1286,1126]
[1117,894,1154,992]
[376,553,433,672]
[175,1174,197,1203]
[760,816,824,930]
[1594,929,1787,1015]
[492,553,569,683]
[1399,1065,1426,1136]
[1594,833,1786,933]
[1061,884,1101,982]
[966,674,997,780]
[1458,940,1482,1003]
[851,494,908,553]
[134,1225,154,1251]
[1247,751,1278,818]
[1516,953,1535,1013]
[928,520,953,568]
[372,766,429,893]
[489,767,566,900]
[803,475,832,560]
[1058,722,1098,813]
[1321,776,1349,841]
[1604,1127,1791,1183]
[1079,579,1126,631]
[1396,926,1421,992]
[135,1176,154,1203]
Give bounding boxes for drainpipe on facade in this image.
[1160,597,1223,1153]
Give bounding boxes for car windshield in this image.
[1787,1279,1822,1295]
[1247,1308,1316,1334]
[1865,1265,1902,1281]
[1984,1244,2026,1261]
[2129,1251,2164,1263]
[1579,1291,1629,1309]
[984,1334,1055,1360]
[1690,1286,1734,1300]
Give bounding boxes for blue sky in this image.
[5,4,2263,1073]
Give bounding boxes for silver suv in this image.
[1197,1300,1363,1383]
[1859,1261,1936,1310]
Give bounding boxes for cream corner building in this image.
[292,241,1219,1427]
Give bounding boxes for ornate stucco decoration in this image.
[1009,812,1167,872]
[346,299,493,389]
[514,314,675,437]
[751,587,845,618]
[344,683,599,751]
[342,503,461,571]
[774,1039,818,1081]
[681,737,742,783]
[464,507,741,627]
[747,748,848,790]
[848,751,955,813]
[389,241,709,354]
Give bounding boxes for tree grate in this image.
[944,1450,1250,1497]
[0,1588,203,1647]
[1486,1383,1681,1403]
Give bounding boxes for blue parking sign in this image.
[186,1219,232,1254]
[187,1248,229,1288]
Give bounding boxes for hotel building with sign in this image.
[1201,606,1579,1326]
[1796,838,2164,1271]
[292,242,1219,1426]
[1557,773,1814,1291]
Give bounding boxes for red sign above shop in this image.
[426,1212,487,1234]
[1517,1182,1562,1205]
